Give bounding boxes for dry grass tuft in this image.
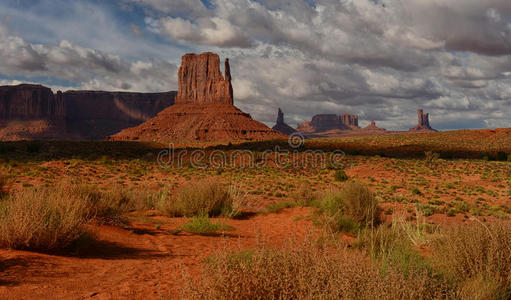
[431,220,511,299]
[158,180,237,217]
[340,181,380,227]
[0,172,9,198]
[0,184,90,250]
[315,182,380,233]
[183,240,451,299]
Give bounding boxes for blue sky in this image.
[1,0,511,130]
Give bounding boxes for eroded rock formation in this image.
[176,52,233,105]
[409,109,437,132]
[0,84,175,141]
[111,52,285,143]
[363,119,386,131]
[272,108,296,135]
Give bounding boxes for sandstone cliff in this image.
[0,84,65,122]
[272,108,295,135]
[63,90,175,139]
[111,52,285,143]
[0,84,175,141]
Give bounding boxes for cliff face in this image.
[63,90,175,139]
[0,84,65,122]
[175,52,233,105]
[0,84,175,141]
[339,113,359,129]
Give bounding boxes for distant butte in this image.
[409,109,437,132]
[296,113,361,133]
[272,108,296,135]
[111,52,285,143]
[363,119,387,132]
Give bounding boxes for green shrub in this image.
[333,170,349,182]
[424,151,440,165]
[411,187,422,195]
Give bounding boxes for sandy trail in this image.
[0,208,314,300]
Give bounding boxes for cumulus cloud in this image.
[1,0,511,130]
[0,22,177,92]
[150,16,254,48]
[123,0,209,16]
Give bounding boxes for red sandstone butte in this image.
[409,109,437,132]
[110,52,285,143]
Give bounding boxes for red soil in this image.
[0,208,316,300]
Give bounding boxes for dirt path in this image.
[0,208,315,300]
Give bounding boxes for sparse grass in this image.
[266,201,296,214]
[179,215,234,236]
[0,184,90,251]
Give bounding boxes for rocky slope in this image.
[111,52,285,143]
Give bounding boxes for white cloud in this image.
[0,22,177,92]
[2,0,511,130]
